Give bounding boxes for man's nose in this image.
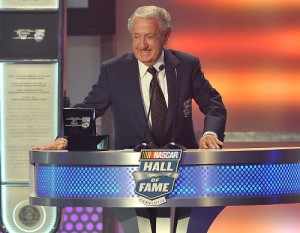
[139,38,148,49]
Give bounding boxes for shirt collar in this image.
[138,51,165,79]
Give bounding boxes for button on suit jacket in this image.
[73,49,227,150]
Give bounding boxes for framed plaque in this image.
[0,0,59,9]
[0,62,59,183]
[0,12,59,59]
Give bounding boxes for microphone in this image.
[163,67,186,151]
[134,64,165,152]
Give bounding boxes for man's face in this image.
[131,17,169,67]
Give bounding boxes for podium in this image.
[29,147,300,233]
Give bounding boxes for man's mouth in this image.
[139,50,151,53]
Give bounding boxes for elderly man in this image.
[33,6,226,151]
[33,5,227,233]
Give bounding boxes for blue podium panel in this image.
[29,148,300,208]
[35,163,300,199]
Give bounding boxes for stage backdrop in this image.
[114,0,300,233]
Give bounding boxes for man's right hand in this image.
[32,138,68,150]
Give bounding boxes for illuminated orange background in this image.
[162,0,300,134]
[115,0,300,232]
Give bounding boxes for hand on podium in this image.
[32,138,68,150]
[199,134,223,149]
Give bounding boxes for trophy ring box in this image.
[63,108,109,151]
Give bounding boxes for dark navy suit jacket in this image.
[74,49,227,150]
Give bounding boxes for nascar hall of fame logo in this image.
[133,150,182,206]
[13,29,46,42]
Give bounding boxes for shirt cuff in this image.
[203,131,218,138]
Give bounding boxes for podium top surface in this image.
[30,147,300,166]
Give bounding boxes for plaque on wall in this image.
[1,185,59,233]
[0,0,59,9]
[0,62,59,183]
[0,12,58,59]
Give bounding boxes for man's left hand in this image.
[199,134,223,149]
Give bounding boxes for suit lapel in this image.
[122,54,148,126]
[164,50,180,135]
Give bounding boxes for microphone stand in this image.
[133,91,158,151]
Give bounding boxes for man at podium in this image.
[33,5,226,152]
[33,5,227,233]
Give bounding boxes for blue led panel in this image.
[170,164,300,198]
[36,166,138,198]
[36,163,300,199]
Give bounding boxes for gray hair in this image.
[128,6,171,33]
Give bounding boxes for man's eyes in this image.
[133,35,156,39]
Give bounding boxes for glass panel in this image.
[0,62,58,182]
